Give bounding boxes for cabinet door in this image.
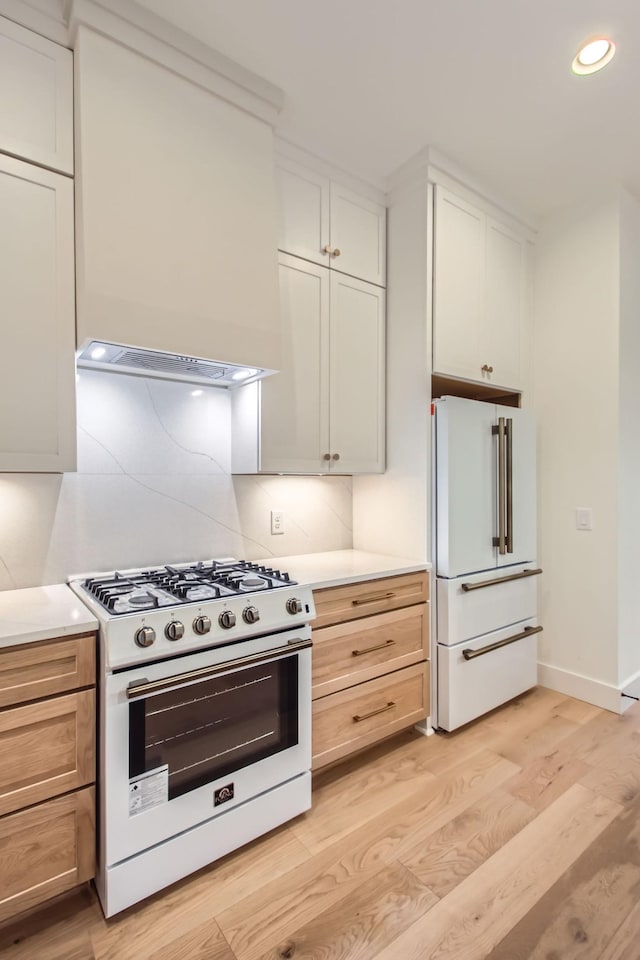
[0,155,76,471]
[0,689,95,817]
[329,274,385,474]
[260,255,330,473]
[432,186,485,382]
[276,157,330,267]
[0,787,94,923]
[485,218,525,389]
[0,16,73,174]
[330,183,386,286]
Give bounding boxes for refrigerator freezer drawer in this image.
[437,618,538,731]
[437,565,540,646]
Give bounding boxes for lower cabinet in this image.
[311,572,430,771]
[0,787,95,923]
[0,634,96,922]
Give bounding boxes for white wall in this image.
[617,189,640,687]
[0,370,352,589]
[533,198,621,690]
[353,180,431,561]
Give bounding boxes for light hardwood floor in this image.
[2,685,640,959]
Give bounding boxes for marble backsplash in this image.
[0,370,353,590]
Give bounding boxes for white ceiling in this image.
[136,0,640,221]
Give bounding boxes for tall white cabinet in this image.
[234,154,387,475]
[433,184,529,391]
[0,17,75,473]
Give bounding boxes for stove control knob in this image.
[165,620,184,642]
[219,610,236,630]
[193,615,211,636]
[243,605,260,625]
[286,597,303,616]
[135,626,156,648]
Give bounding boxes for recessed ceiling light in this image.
[572,37,616,75]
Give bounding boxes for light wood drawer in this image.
[312,571,429,629]
[0,786,95,923]
[0,689,95,817]
[312,604,429,699]
[312,662,429,770]
[437,565,540,646]
[437,618,539,731]
[0,633,96,709]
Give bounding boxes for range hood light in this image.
[190,389,203,397]
[76,341,270,389]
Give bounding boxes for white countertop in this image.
[260,550,430,590]
[0,584,98,649]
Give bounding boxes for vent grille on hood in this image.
[76,341,266,388]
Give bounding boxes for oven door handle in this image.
[126,639,313,699]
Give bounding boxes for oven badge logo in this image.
[214,783,235,807]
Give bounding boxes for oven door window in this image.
[129,656,299,800]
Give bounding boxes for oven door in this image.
[103,627,312,866]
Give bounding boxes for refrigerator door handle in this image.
[462,624,543,660]
[506,417,514,553]
[492,418,507,554]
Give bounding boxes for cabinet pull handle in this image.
[481,364,494,373]
[322,245,333,255]
[351,591,395,606]
[352,639,396,657]
[332,453,340,461]
[323,453,331,461]
[461,568,543,592]
[332,248,341,258]
[353,701,395,723]
[462,624,543,661]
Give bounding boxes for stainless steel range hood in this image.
[76,341,269,388]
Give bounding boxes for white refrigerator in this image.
[433,396,542,730]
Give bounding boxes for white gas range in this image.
[68,558,315,918]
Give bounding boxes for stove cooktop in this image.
[77,559,295,616]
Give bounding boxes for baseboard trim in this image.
[537,661,625,714]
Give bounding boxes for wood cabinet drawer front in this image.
[312,604,429,699]
[312,571,429,629]
[0,634,96,709]
[312,663,429,770]
[437,566,539,646]
[438,618,538,731]
[0,690,95,817]
[0,786,94,923]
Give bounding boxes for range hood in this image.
[77,341,269,388]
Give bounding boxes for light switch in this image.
[575,507,593,531]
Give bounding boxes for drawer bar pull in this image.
[462,624,543,661]
[352,639,396,657]
[460,568,543,593]
[353,701,395,723]
[351,591,395,606]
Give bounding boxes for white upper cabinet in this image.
[260,257,330,474]
[0,16,73,174]
[0,154,76,471]
[236,254,385,475]
[276,156,386,287]
[433,185,527,390]
[329,272,385,473]
[74,27,281,372]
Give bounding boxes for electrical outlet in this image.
[270,510,284,535]
[575,507,593,531]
